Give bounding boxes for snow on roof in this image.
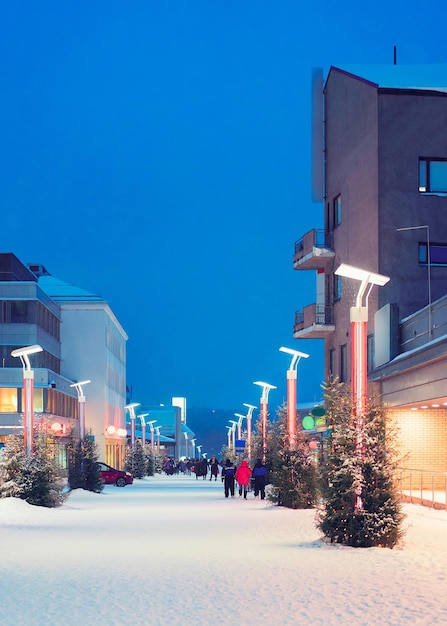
[330,64,447,93]
[38,274,105,302]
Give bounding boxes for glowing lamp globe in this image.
[51,422,62,432]
[309,440,318,450]
[107,425,116,435]
[302,415,315,430]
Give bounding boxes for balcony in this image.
[293,229,334,270]
[293,304,335,339]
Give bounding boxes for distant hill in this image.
[187,407,239,459]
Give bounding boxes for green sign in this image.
[302,415,315,430]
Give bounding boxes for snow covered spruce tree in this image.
[124,439,146,478]
[316,378,404,548]
[67,434,103,493]
[0,433,67,507]
[267,404,319,509]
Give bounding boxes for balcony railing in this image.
[293,229,334,270]
[397,467,447,510]
[293,303,335,339]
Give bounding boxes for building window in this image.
[329,348,336,377]
[0,388,18,412]
[419,242,447,266]
[367,334,374,373]
[333,274,342,302]
[340,344,348,382]
[419,158,447,193]
[333,194,342,226]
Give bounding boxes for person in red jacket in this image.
[235,459,252,499]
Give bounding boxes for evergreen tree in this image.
[124,440,146,479]
[316,378,405,548]
[268,404,319,509]
[67,434,103,493]
[0,433,67,508]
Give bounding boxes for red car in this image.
[97,462,133,487]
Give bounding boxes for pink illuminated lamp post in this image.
[279,347,309,449]
[234,413,245,440]
[253,381,277,462]
[11,344,43,456]
[70,380,91,441]
[148,420,157,450]
[155,426,161,452]
[124,403,140,447]
[225,426,232,451]
[243,403,257,463]
[137,413,149,445]
[334,263,390,510]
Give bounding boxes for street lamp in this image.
[397,225,432,341]
[70,380,91,441]
[137,413,149,446]
[124,403,140,447]
[334,263,390,511]
[197,444,202,458]
[254,381,277,462]
[191,438,196,458]
[184,432,189,458]
[229,420,238,450]
[279,347,309,448]
[155,426,161,452]
[11,344,43,456]
[234,413,245,440]
[148,420,157,450]
[243,403,257,462]
[225,425,232,449]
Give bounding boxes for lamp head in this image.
[334,263,390,287]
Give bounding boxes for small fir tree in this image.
[124,440,146,479]
[316,378,405,548]
[0,433,67,508]
[268,404,319,509]
[67,434,103,493]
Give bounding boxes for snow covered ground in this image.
[1,474,446,626]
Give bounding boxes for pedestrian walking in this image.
[200,456,208,480]
[235,459,252,499]
[222,458,236,498]
[209,455,220,481]
[252,458,267,500]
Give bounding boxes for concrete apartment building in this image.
[0,253,128,467]
[294,64,447,481]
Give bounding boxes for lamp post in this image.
[124,403,140,447]
[229,420,237,450]
[397,225,432,341]
[191,438,196,458]
[148,420,157,450]
[184,432,188,458]
[243,403,257,462]
[225,425,232,450]
[254,381,276,462]
[234,413,245,440]
[334,263,390,511]
[155,426,161,452]
[197,444,202,458]
[70,380,91,441]
[137,413,149,446]
[279,347,309,448]
[11,344,43,456]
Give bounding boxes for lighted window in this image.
[419,242,447,266]
[0,388,18,412]
[419,158,447,193]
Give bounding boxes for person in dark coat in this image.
[221,458,236,498]
[208,455,220,481]
[252,458,267,500]
[200,456,208,480]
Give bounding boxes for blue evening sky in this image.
[1,1,445,410]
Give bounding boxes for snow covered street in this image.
[1,474,447,626]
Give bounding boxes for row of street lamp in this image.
[226,346,311,462]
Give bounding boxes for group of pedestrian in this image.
[221,458,267,500]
